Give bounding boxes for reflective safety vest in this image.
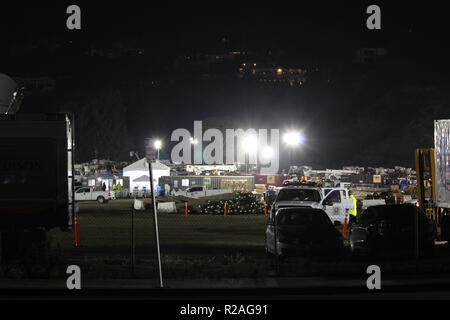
[113,184,117,190]
[349,195,357,216]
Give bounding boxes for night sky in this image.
[1,1,449,169]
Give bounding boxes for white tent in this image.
[123,159,170,191]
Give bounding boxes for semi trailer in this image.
[0,74,75,261]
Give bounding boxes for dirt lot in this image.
[45,199,270,279]
[3,198,450,282]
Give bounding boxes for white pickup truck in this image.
[74,187,115,203]
[270,186,353,225]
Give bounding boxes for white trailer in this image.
[173,186,233,199]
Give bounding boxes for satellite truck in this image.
[415,119,450,241]
[0,74,75,262]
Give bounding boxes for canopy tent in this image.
[133,175,150,182]
[123,158,170,191]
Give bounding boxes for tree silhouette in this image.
[61,90,130,162]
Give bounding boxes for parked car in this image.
[265,207,344,258]
[403,198,419,207]
[349,204,435,256]
[74,187,115,203]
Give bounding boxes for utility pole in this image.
[144,138,163,288]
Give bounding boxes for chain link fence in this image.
[1,193,447,287]
[44,193,271,283]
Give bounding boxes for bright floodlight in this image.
[242,134,258,154]
[190,137,198,144]
[263,146,274,159]
[283,131,305,146]
[154,140,162,150]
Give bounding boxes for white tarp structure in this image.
[157,202,177,213]
[123,158,170,191]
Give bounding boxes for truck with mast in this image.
[0,73,74,261]
[415,119,450,240]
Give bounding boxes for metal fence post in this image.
[131,204,135,277]
[414,207,419,259]
[149,160,163,288]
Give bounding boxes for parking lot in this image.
[0,199,433,285]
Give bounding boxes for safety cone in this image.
[74,211,79,247]
[342,214,348,239]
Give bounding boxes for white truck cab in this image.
[270,186,353,225]
[320,188,353,225]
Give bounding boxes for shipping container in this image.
[253,174,288,188]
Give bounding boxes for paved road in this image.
[2,274,450,299]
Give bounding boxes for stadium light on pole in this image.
[242,134,258,154]
[283,131,305,146]
[154,140,162,160]
[283,131,305,168]
[242,134,258,173]
[262,146,274,159]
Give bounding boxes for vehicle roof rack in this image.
[282,180,322,187]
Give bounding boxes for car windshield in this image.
[277,189,321,202]
[277,210,329,226]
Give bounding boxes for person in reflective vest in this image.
[349,191,357,224]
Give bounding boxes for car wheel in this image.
[264,236,272,256]
[265,245,271,256]
[97,196,105,204]
[349,240,356,253]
